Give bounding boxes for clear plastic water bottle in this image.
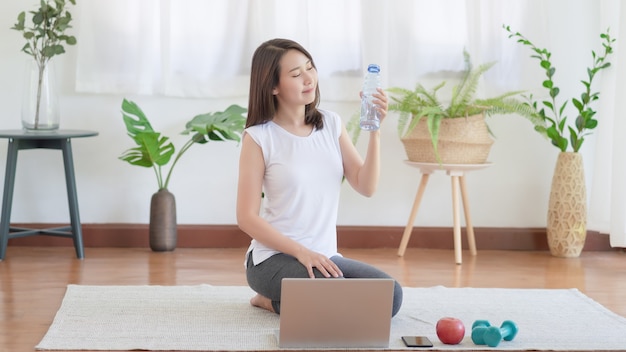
[359,64,381,131]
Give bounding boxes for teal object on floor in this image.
[0,129,98,260]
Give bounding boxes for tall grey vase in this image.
[149,189,177,251]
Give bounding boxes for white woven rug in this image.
[36,285,626,351]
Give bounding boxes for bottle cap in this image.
[367,64,380,73]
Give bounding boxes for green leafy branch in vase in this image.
[11,0,77,128]
[120,99,247,190]
[504,25,615,152]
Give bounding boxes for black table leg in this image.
[61,139,84,259]
[0,139,18,260]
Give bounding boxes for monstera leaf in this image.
[119,98,247,190]
[120,99,175,168]
[182,104,247,144]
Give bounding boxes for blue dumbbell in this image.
[483,320,519,347]
[471,320,491,345]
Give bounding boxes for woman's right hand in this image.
[294,247,343,279]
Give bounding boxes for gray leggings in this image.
[246,252,403,316]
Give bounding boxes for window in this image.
[75,0,534,100]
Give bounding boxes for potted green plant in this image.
[11,0,77,130]
[119,98,247,251]
[387,50,541,164]
[504,25,615,258]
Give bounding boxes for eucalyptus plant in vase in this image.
[120,99,247,251]
[11,0,77,130]
[504,25,615,257]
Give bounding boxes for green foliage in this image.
[346,110,363,146]
[387,50,540,162]
[119,99,247,190]
[504,25,615,152]
[12,0,77,128]
[11,0,77,67]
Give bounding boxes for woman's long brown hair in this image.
[246,38,323,129]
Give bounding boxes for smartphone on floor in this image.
[402,336,434,347]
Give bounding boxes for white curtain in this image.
[588,0,626,247]
[74,0,542,100]
[74,0,625,247]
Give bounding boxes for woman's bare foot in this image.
[250,294,275,313]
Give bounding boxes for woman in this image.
[236,38,403,316]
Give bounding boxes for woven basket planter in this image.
[400,113,494,164]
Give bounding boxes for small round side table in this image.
[0,129,98,260]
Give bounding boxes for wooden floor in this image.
[1,246,625,352]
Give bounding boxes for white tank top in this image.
[245,109,344,265]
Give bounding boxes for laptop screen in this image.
[278,278,394,348]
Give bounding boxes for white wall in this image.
[0,0,603,228]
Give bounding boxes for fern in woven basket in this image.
[387,50,541,162]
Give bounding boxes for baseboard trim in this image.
[5,223,615,251]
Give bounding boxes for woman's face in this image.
[273,49,317,109]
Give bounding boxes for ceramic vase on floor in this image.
[547,152,587,257]
[22,59,60,131]
[149,189,177,251]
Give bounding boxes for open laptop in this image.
[278,278,394,348]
